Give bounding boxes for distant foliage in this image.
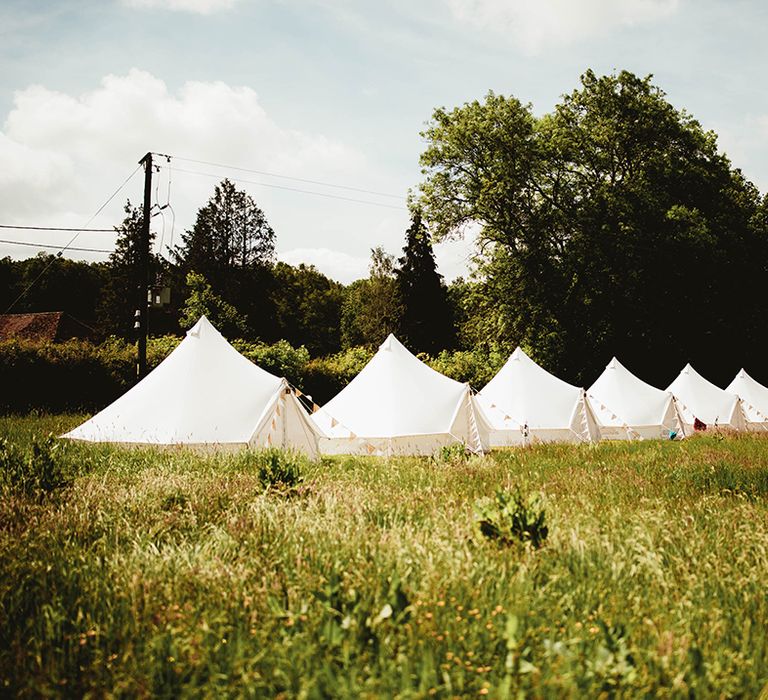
[233,339,310,388]
[474,489,549,548]
[304,346,375,404]
[424,346,508,389]
[180,272,249,337]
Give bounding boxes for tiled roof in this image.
[0,312,95,342]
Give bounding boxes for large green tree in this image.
[418,70,768,385]
[341,247,402,349]
[173,180,277,341]
[270,262,344,355]
[396,210,454,354]
[174,179,275,281]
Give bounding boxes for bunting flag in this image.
[349,432,357,439]
[266,433,272,446]
[276,404,281,417]
[295,389,302,397]
[331,418,338,428]
[366,443,375,455]
[312,403,320,414]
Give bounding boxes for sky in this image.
[1,0,767,284]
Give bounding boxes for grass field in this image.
[1,414,768,698]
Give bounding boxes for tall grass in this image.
[1,415,767,696]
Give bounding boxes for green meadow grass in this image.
[1,414,767,698]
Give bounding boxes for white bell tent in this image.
[311,334,491,456]
[588,357,684,440]
[666,363,746,432]
[64,316,322,456]
[725,369,768,431]
[476,347,600,445]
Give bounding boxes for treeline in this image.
[3,68,768,393]
[1,185,459,359]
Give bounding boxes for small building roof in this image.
[0,312,95,343]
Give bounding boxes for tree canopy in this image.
[418,70,768,385]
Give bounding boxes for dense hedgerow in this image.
[0,336,510,412]
[1,417,767,697]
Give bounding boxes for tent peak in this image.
[186,315,214,339]
[380,333,398,351]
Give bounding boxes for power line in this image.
[0,224,116,233]
[160,164,408,211]
[0,238,112,254]
[163,153,403,200]
[3,164,142,314]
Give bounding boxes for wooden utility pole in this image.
[137,152,153,380]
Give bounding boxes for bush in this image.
[304,347,374,404]
[433,442,470,464]
[0,435,69,497]
[249,448,306,491]
[424,346,508,388]
[474,488,549,548]
[233,339,310,389]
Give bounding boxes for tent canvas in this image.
[311,334,491,456]
[476,347,600,445]
[726,369,768,431]
[588,357,683,440]
[666,363,745,432]
[64,316,322,456]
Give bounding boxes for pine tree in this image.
[396,211,454,354]
[173,179,275,286]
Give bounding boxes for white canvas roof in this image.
[312,334,490,456]
[476,347,600,445]
[588,357,683,440]
[726,369,768,430]
[666,363,745,431]
[64,316,321,456]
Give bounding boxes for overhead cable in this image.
[162,153,403,200]
[0,224,116,233]
[0,239,112,254]
[3,164,142,314]
[160,164,407,211]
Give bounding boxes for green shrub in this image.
[433,442,470,464]
[233,339,310,388]
[304,347,374,404]
[245,448,307,491]
[474,488,549,548]
[423,346,508,388]
[0,435,69,497]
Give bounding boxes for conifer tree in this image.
[396,211,454,354]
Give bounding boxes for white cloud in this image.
[447,0,680,52]
[123,0,239,14]
[0,69,366,261]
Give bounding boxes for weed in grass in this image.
[0,434,69,498]
[433,442,470,465]
[474,487,549,548]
